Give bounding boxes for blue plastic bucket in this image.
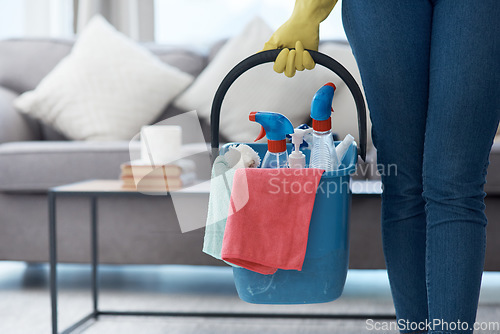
[210,49,367,304]
[220,142,357,304]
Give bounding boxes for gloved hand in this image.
[262,0,338,78]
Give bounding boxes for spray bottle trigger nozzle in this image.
[254,126,266,142]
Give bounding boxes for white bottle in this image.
[289,128,313,168]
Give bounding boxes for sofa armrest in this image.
[0,87,41,143]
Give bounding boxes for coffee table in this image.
[48,179,212,334]
[48,179,389,334]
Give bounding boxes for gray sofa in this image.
[1,38,499,270]
[0,38,223,267]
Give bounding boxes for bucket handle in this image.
[210,49,367,162]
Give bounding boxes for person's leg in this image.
[342,1,432,330]
[423,1,500,333]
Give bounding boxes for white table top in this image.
[50,179,381,195]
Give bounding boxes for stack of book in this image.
[120,159,196,191]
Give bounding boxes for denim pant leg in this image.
[423,1,500,333]
[342,0,432,329]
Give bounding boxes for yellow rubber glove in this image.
[262,0,338,78]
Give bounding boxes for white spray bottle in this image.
[289,128,313,168]
[249,111,294,168]
[310,83,340,171]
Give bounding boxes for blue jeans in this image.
[342,1,500,333]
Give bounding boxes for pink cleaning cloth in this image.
[221,168,325,275]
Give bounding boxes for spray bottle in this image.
[249,111,294,168]
[289,128,313,168]
[310,83,340,171]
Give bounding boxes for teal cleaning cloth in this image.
[202,155,238,265]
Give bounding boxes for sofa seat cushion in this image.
[0,141,139,192]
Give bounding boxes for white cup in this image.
[140,125,182,165]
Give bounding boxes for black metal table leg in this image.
[49,193,100,334]
[91,196,99,318]
[49,191,58,334]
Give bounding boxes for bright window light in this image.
[0,0,74,39]
[154,0,346,51]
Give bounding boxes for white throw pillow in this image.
[14,15,193,141]
[174,17,371,148]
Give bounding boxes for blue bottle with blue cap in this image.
[310,83,340,171]
[249,111,294,168]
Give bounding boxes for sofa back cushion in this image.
[0,39,208,94]
[0,39,73,95]
[0,38,209,140]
